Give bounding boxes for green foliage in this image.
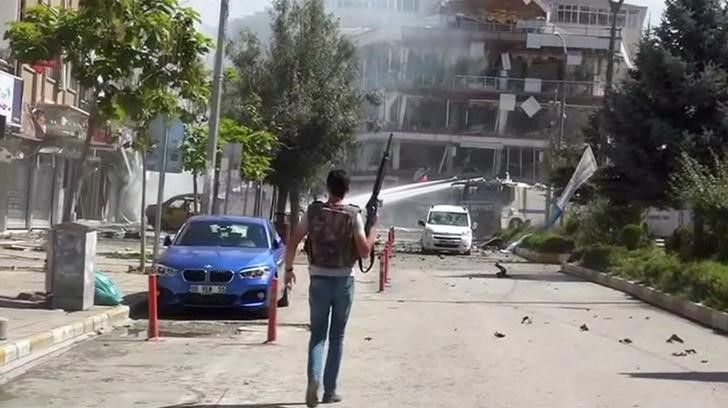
[618,224,643,250]
[595,0,728,208]
[563,215,581,237]
[5,1,212,124]
[521,232,575,254]
[580,245,627,272]
[572,198,642,247]
[224,0,368,197]
[666,226,694,260]
[578,245,728,311]
[180,119,277,182]
[671,151,728,259]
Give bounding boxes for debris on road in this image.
[619,338,633,344]
[494,331,506,338]
[364,337,372,341]
[666,334,684,344]
[672,351,687,357]
[521,316,532,325]
[701,359,709,364]
[495,262,508,278]
[580,324,589,332]
[439,254,445,260]
[685,348,697,354]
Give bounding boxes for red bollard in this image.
[379,252,385,293]
[147,274,160,341]
[266,276,278,343]
[384,245,391,284]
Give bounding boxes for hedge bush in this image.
[522,232,575,254]
[618,224,643,250]
[578,245,728,312]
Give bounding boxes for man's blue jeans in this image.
[307,275,355,395]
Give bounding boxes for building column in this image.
[392,140,401,171]
[24,157,36,229]
[445,99,450,129]
[445,144,455,174]
[51,157,65,226]
[0,162,10,232]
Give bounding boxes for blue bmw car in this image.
[155,215,289,314]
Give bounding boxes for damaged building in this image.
[330,0,646,183]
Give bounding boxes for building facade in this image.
[327,0,646,184]
[0,0,120,232]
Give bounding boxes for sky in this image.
[186,0,668,26]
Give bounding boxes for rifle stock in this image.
[359,133,394,273]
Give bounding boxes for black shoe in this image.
[306,380,320,407]
[322,393,342,404]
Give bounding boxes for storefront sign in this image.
[0,71,23,128]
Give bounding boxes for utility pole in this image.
[601,0,624,164]
[203,0,229,215]
[554,32,568,151]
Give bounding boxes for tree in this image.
[671,150,728,259]
[5,0,211,221]
[225,0,366,225]
[593,0,728,209]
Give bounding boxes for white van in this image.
[418,205,477,255]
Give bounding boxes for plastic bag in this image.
[94,271,123,306]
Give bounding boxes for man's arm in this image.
[354,212,377,259]
[284,214,308,286]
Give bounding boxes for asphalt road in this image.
[1,252,726,408]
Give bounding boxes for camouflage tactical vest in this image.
[304,201,359,268]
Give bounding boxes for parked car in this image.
[155,215,289,315]
[146,194,201,231]
[419,204,477,255]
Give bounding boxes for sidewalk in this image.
[0,234,149,375]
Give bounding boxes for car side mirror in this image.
[163,236,172,247]
[417,220,426,227]
[472,222,478,231]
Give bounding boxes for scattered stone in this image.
[494,331,506,338]
[628,316,633,319]
[666,334,684,344]
[439,254,445,260]
[645,316,650,320]
[580,324,589,332]
[619,338,633,344]
[685,348,697,355]
[397,300,405,303]
[701,360,709,364]
[521,316,532,325]
[672,351,687,357]
[364,336,372,341]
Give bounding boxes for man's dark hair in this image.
[327,169,350,198]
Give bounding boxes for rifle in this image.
[359,133,394,273]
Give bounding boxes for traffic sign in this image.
[145,115,185,173]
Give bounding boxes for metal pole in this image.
[140,152,147,273]
[223,161,232,215]
[554,32,567,150]
[151,117,170,269]
[204,0,229,215]
[601,0,624,164]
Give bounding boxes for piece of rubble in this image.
[672,351,687,357]
[494,331,506,338]
[521,316,532,325]
[701,359,709,364]
[619,338,633,344]
[364,336,372,341]
[580,324,589,332]
[685,348,697,354]
[666,334,684,344]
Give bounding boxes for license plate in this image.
[190,285,226,295]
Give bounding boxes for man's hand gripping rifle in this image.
[359,133,393,273]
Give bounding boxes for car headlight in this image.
[155,264,178,277]
[240,266,270,279]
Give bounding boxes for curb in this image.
[561,263,728,333]
[0,305,130,370]
[515,247,570,264]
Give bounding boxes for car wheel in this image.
[277,287,290,308]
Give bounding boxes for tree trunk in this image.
[63,112,99,222]
[289,187,301,232]
[192,170,199,213]
[140,152,147,273]
[276,184,289,214]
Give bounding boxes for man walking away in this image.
[284,169,378,407]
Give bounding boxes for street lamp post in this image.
[601,0,625,164]
[203,0,230,215]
